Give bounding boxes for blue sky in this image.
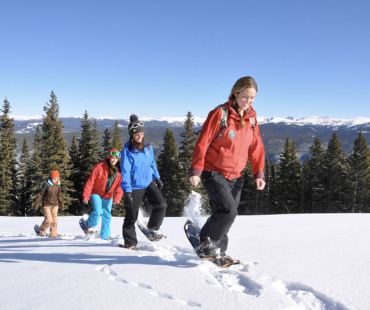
[1,0,369,120]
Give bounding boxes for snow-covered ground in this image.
[1,193,369,310]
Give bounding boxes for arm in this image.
[120,146,133,193]
[248,121,266,190]
[149,145,161,180]
[57,186,64,209]
[82,164,99,202]
[189,108,223,178]
[113,173,124,204]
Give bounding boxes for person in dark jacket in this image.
[189,76,265,264]
[120,114,167,250]
[82,149,123,240]
[34,170,64,238]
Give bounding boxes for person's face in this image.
[109,156,119,165]
[234,88,257,112]
[52,177,59,184]
[133,132,144,143]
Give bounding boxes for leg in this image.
[49,206,59,237]
[39,206,52,233]
[100,198,113,240]
[87,194,103,228]
[200,171,242,253]
[122,189,145,246]
[145,181,167,231]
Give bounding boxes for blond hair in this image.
[229,76,258,128]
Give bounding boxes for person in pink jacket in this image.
[81,149,123,240]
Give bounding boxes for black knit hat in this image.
[128,114,144,136]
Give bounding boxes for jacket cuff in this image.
[253,171,265,180]
[188,167,202,178]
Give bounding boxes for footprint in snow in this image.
[96,264,201,307]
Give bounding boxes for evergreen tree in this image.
[39,91,73,212]
[110,120,125,217]
[71,111,101,214]
[239,162,259,215]
[68,135,79,211]
[157,128,183,216]
[16,138,33,216]
[27,126,44,208]
[276,138,301,213]
[262,159,278,214]
[348,132,370,212]
[111,120,124,152]
[0,99,18,215]
[323,132,350,212]
[301,137,326,213]
[101,128,113,161]
[178,112,199,198]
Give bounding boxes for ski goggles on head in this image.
[109,150,121,158]
[129,122,144,132]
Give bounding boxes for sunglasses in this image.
[129,122,144,132]
[109,151,121,158]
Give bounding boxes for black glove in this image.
[124,192,133,208]
[155,179,163,191]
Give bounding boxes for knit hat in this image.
[108,148,121,159]
[128,114,144,136]
[50,170,60,179]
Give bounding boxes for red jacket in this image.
[190,100,265,180]
[82,160,123,204]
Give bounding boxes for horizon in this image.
[10,114,370,125]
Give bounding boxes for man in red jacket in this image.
[189,76,265,264]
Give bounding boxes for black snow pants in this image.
[122,181,167,247]
[200,170,243,253]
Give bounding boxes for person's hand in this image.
[124,192,133,208]
[255,178,265,190]
[82,200,89,205]
[189,176,200,187]
[155,179,163,191]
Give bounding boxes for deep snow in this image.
[1,192,369,310]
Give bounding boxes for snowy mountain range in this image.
[12,115,370,133]
[12,115,370,162]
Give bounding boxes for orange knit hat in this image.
[50,170,60,179]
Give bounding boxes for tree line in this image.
[1,92,369,217]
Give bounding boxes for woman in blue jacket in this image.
[120,114,167,250]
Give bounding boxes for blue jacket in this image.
[120,141,160,193]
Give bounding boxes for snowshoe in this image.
[184,220,241,267]
[184,220,221,259]
[137,220,166,241]
[34,224,49,237]
[79,217,97,234]
[118,244,138,251]
[211,255,241,268]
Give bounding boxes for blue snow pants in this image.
[87,194,113,240]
